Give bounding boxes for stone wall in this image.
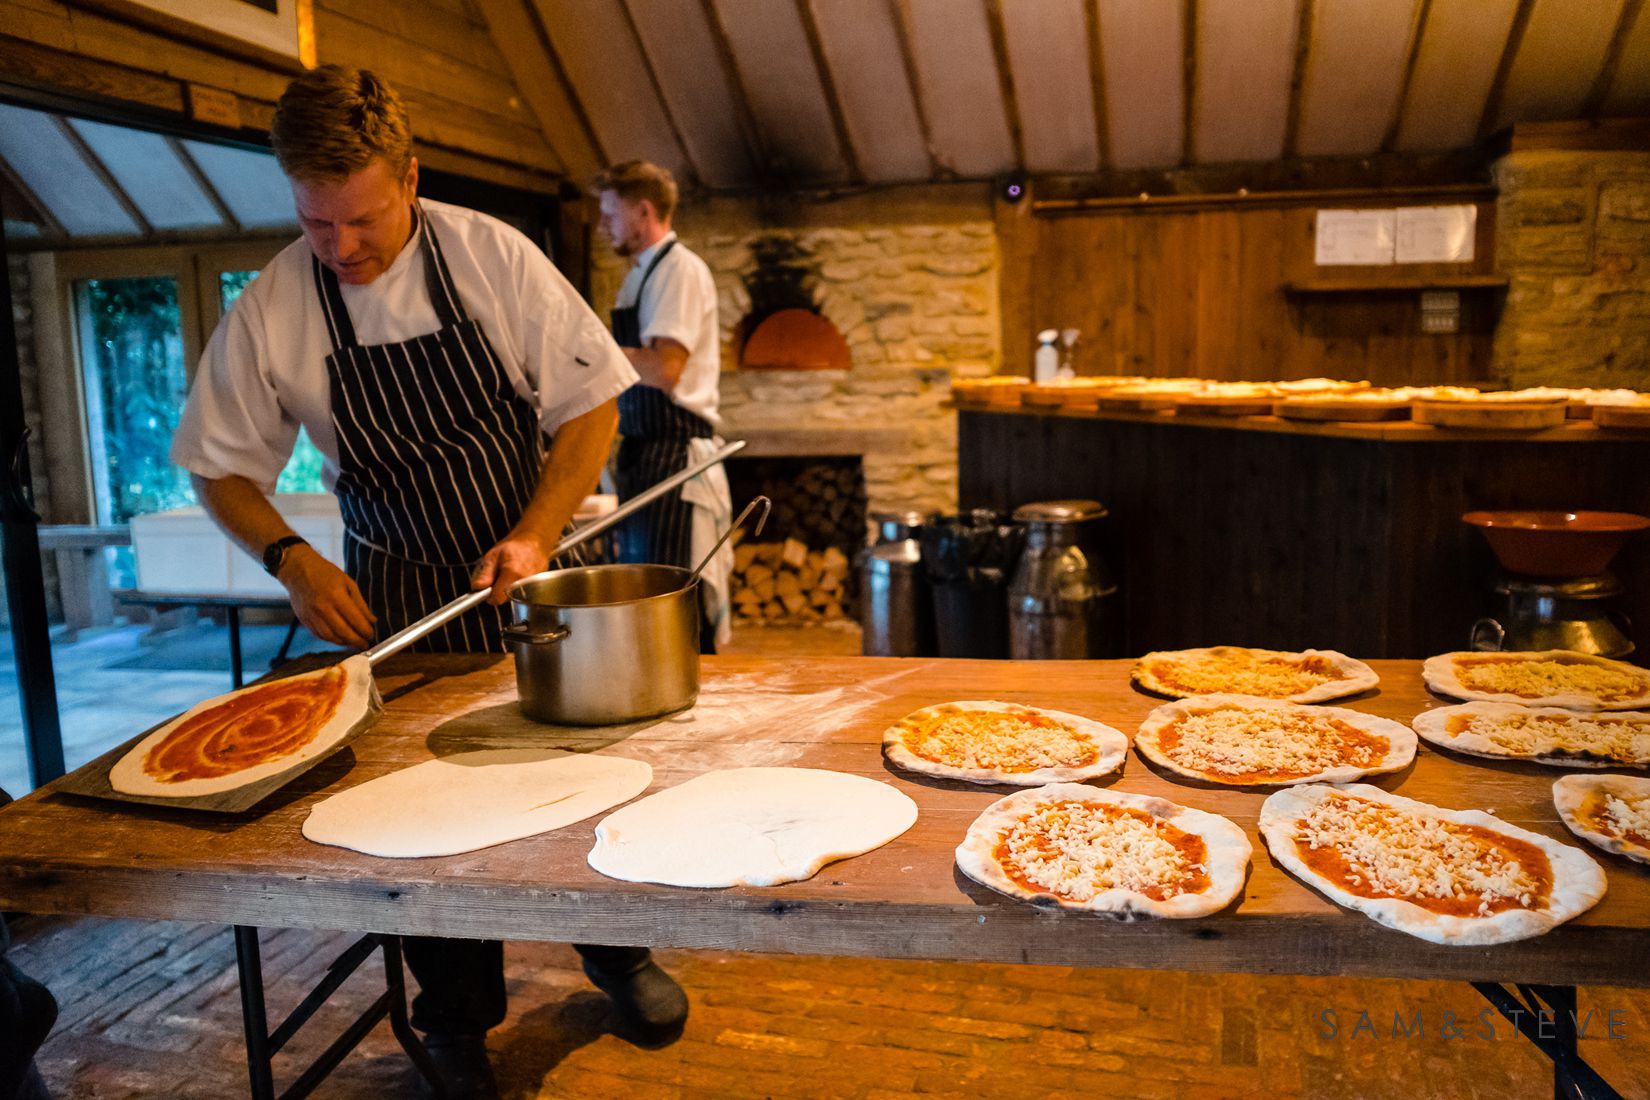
[4,254,59,625]
[589,185,999,516]
[1493,149,1650,389]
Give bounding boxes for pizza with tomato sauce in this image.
[1260,783,1605,945]
[1132,647,1378,703]
[110,655,379,798]
[883,701,1127,786]
[1423,650,1650,711]
[1554,774,1650,865]
[1413,701,1650,768]
[955,784,1251,918]
[1135,695,1416,786]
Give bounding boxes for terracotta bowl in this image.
[1463,510,1650,577]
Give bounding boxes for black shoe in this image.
[581,956,689,1046]
[419,1032,499,1100]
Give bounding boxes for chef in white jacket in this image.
[594,160,732,651]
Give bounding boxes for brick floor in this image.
[12,915,1650,1099]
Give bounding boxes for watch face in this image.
[264,543,284,574]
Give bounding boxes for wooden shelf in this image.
[1283,275,1509,294]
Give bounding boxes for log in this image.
[752,579,776,602]
[745,564,774,588]
[821,547,850,578]
[734,543,759,572]
[780,592,810,615]
[782,538,809,569]
[775,573,803,600]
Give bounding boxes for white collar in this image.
[632,230,678,272]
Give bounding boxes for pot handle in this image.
[501,623,571,647]
[1470,618,1505,652]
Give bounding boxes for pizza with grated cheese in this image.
[1131,647,1378,703]
[1413,702,1650,768]
[1135,695,1416,786]
[1423,650,1650,710]
[1259,783,1606,945]
[1554,774,1650,865]
[882,701,1127,786]
[955,784,1251,918]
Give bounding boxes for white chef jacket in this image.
[173,198,637,494]
[613,231,721,426]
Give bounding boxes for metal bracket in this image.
[1471,982,1624,1100]
[234,926,446,1100]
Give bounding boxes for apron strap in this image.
[312,254,358,350]
[626,238,677,318]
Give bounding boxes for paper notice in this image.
[1395,205,1477,263]
[1315,209,1395,266]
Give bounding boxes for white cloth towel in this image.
[681,436,734,647]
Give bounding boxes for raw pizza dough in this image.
[302,750,652,858]
[1422,650,1650,711]
[955,784,1251,919]
[882,700,1127,786]
[110,654,379,798]
[1554,774,1650,865]
[1135,695,1415,786]
[1131,647,1378,703]
[587,767,918,888]
[1413,702,1650,768]
[1259,783,1605,945]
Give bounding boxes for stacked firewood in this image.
[730,536,852,623]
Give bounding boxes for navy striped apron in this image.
[315,204,542,654]
[611,239,715,571]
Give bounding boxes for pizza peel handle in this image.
[363,439,747,666]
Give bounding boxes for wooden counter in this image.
[2,654,1649,989]
[958,406,1650,659]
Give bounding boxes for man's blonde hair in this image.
[593,160,678,223]
[270,65,412,182]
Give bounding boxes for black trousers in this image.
[403,939,651,1035]
[0,916,56,1100]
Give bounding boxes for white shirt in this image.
[614,231,720,427]
[173,198,638,494]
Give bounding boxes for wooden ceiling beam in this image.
[1083,0,1112,172]
[616,0,704,189]
[1280,0,1317,158]
[166,136,243,235]
[1583,0,1645,118]
[796,0,864,185]
[52,116,153,238]
[524,0,609,172]
[887,0,943,180]
[471,0,600,182]
[1475,0,1537,141]
[1181,0,1198,165]
[1380,0,1435,153]
[982,0,1026,173]
[0,157,68,240]
[698,0,773,184]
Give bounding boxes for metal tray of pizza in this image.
[1131,646,1378,704]
[1554,774,1650,865]
[1259,783,1606,946]
[882,700,1127,786]
[1413,701,1650,769]
[57,659,380,814]
[1136,694,1415,786]
[955,784,1251,919]
[1422,649,1650,711]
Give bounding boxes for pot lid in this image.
[1012,499,1107,524]
[1496,573,1623,598]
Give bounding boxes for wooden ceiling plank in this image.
[796,0,865,184]
[615,0,704,188]
[698,0,772,182]
[1085,0,1112,171]
[982,0,1027,173]
[888,0,942,179]
[524,0,609,171]
[167,136,243,235]
[51,115,151,238]
[1475,0,1537,140]
[1280,0,1316,157]
[1182,0,1199,165]
[1583,0,1646,116]
[471,0,595,180]
[1380,0,1435,152]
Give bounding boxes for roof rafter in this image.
[1380,0,1435,153]
[166,136,242,235]
[982,0,1026,173]
[796,0,864,185]
[1181,0,1198,165]
[1280,0,1317,158]
[616,0,704,189]
[1084,0,1112,172]
[1582,0,1645,118]
[887,0,943,180]
[54,117,153,238]
[1476,0,1537,141]
[698,0,774,184]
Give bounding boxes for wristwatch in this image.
[262,535,310,577]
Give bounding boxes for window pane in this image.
[219,268,257,311]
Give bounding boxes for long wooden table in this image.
[2,654,1647,990]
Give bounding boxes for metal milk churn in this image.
[1008,500,1119,660]
[860,510,935,657]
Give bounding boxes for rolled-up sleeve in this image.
[170,294,298,496]
[514,241,637,433]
